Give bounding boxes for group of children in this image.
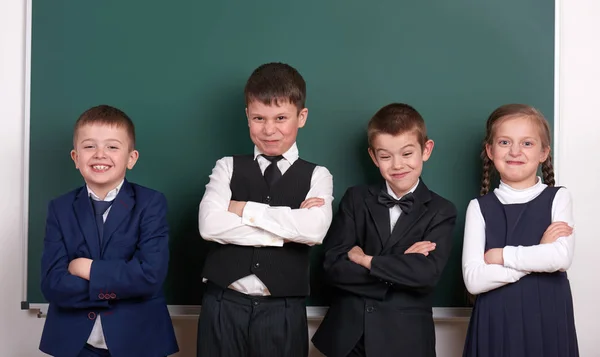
[38,62,578,357]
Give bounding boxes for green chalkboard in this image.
[27,0,554,307]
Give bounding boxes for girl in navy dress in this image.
[462,104,579,357]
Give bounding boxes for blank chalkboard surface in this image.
[26,0,554,308]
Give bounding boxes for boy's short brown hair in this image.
[73,105,136,150]
[244,62,306,111]
[367,103,428,149]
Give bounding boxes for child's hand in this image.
[484,248,504,265]
[348,246,372,269]
[68,258,93,280]
[228,200,247,217]
[300,197,325,209]
[404,241,436,256]
[540,221,573,244]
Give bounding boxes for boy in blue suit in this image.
[39,105,178,357]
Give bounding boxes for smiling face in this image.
[246,99,307,156]
[368,131,434,197]
[486,115,549,189]
[71,123,138,198]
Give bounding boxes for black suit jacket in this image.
[312,180,457,357]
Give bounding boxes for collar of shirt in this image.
[495,176,546,204]
[87,179,124,202]
[253,142,299,165]
[385,178,420,200]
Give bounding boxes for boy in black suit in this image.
[312,103,457,357]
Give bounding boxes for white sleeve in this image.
[462,199,529,295]
[503,188,575,272]
[198,157,284,247]
[242,166,334,246]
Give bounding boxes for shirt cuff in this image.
[242,201,284,247]
[503,246,518,270]
[242,201,269,226]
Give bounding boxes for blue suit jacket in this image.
[39,180,179,357]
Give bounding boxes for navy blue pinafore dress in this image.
[463,187,579,357]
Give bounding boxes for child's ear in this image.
[245,107,250,127]
[540,146,550,163]
[127,150,139,170]
[297,108,308,128]
[70,149,79,169]
[485,143,493,161]
[421,140,435,161]
[368,147,379,167]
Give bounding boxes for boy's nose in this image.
[392,158,404,169]
[93,149,106,158]
[263,122,276,134]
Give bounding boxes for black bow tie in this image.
[377,191,415,214]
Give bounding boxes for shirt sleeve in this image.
[462,199,529,295]
[241,165,334,246]
[502,188,575,272]
[198,157,284,247]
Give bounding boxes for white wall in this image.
[1,1,598,356]
[556,1,600,355]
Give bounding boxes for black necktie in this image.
[91,199,113,242]
[262,155,284,187]
[378,191,415,214]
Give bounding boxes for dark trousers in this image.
[197,282,308,357]
[77,344,111,357]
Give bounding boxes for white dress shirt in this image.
[462,177,575,295]
[385,179,419,231]
[198,142,334,296]
[86,180,123,350]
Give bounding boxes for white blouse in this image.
[462,177,575,295]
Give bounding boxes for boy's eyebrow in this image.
[248,112,292,117]
[79,138,123,144]
[375,143,415,152]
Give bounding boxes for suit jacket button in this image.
[366,306,375,313]
[98,293,105,299]
[88,312,96,320]
[110,293,116,299]
[254,262,260,268]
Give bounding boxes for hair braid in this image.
[480,152,493,196]
[542,154,555,187]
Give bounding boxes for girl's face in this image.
[486,116,550,189]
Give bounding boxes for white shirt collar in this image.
[253,142,299,165]
[87,179,125,201]
[498,176,544,193]
[386,179,420,200]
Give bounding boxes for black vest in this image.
[202,154,316,297]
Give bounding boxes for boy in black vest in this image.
[197,62,334,357]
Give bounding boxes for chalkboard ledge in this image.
[28,304,471,321]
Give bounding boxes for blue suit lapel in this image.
[73,187,101,258]
[102,179,135,251]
